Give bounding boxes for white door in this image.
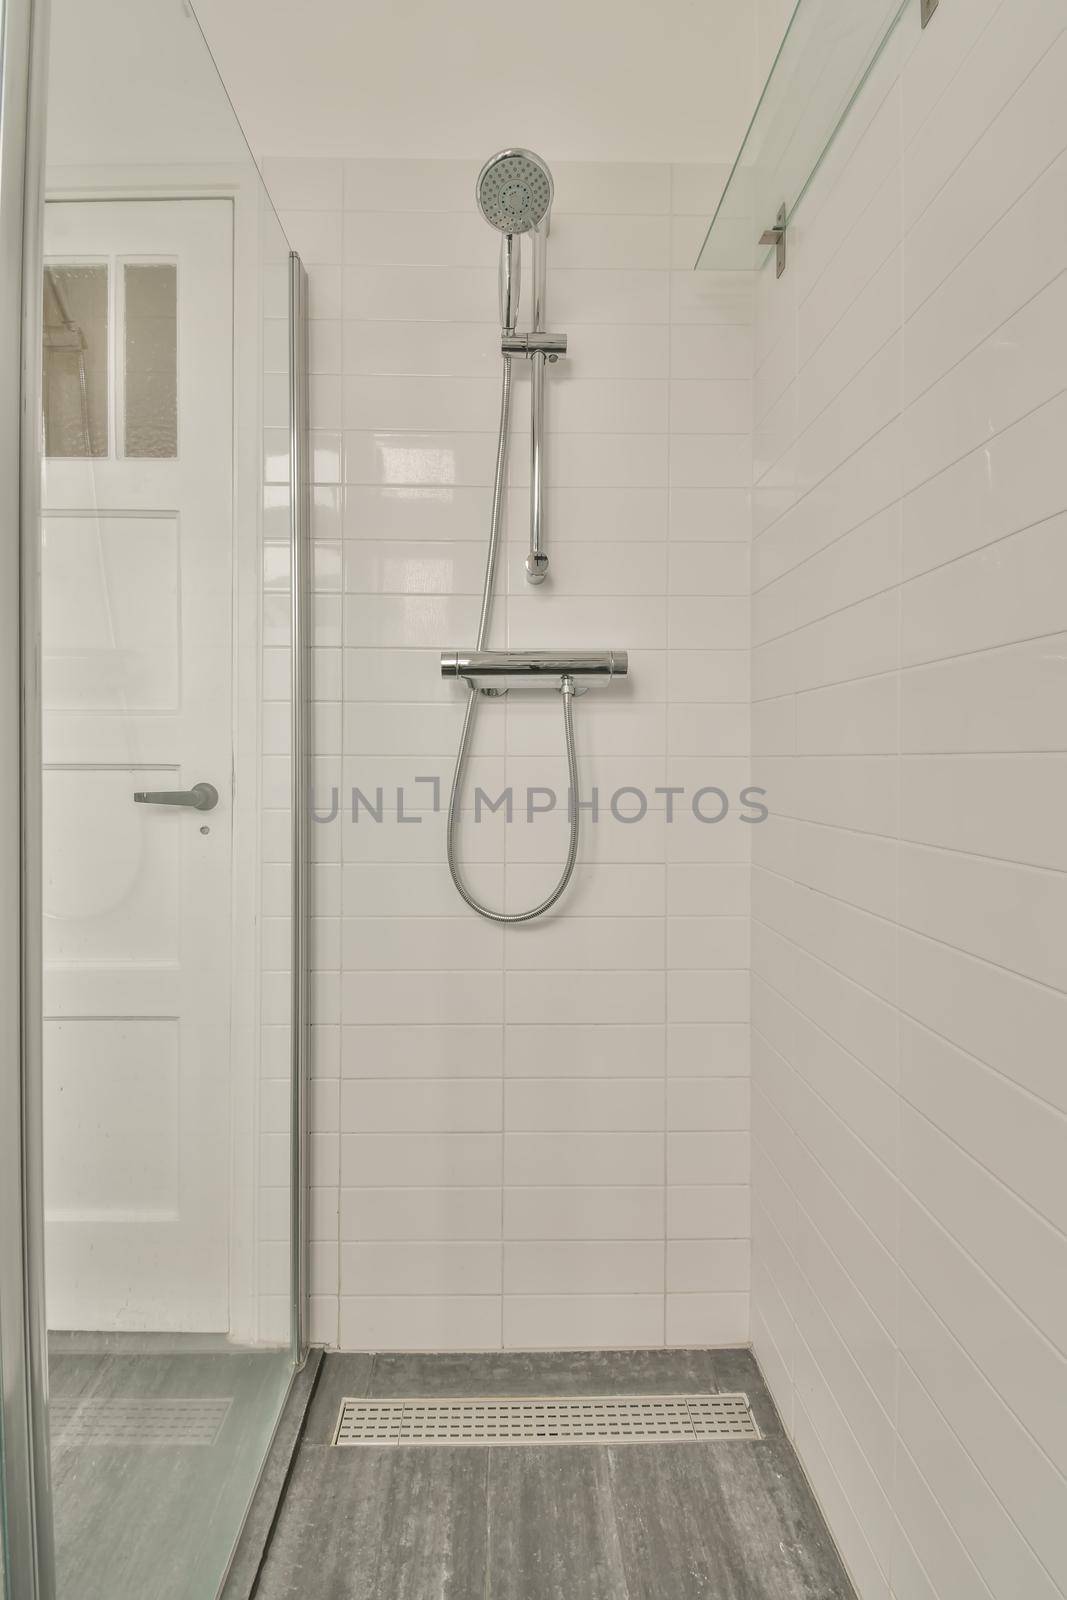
[40,199,235,1332]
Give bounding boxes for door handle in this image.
[133,781,219,812]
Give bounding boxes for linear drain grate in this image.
[51,1397,232,1447]
[333,1393,760,1447]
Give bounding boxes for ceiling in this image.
[189,0,760,165]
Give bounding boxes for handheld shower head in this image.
[476,149,553,234]
[477,149,554,333]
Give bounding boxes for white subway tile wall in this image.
[750,2,1067,1598]
[262,155,754,1351]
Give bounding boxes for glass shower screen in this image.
[33,1,307,1595]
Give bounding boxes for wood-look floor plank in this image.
[608,1438,856,1600]
[255,1444,489,1600]
[486,1446,629,1600]
[366,1346,755,1398]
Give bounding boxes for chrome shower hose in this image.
[446,356,581,923]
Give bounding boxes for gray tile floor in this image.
[48,1343,291,1600]
[257,1349,857,1600]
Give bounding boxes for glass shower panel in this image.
[37,1,301,1597]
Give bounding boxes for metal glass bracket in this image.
[759,205,787,279]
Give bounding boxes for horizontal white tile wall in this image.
[749,2,1067,1597]
[262,155,755,1351]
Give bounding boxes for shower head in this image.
[476,149,554,235]
[477,149,554,333]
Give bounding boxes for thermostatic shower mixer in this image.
[441,650,629,690]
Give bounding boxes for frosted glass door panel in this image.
[124,263,177,457]
[43,264,108,457]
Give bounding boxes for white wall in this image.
[192,0,758,165]
[263,156,756,1351]
[756,0,798,83]
[749,0,1067,1596]
[47,0,250,169]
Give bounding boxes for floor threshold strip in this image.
[333,1393,761,1447]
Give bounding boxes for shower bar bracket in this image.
[502,330,567,361]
